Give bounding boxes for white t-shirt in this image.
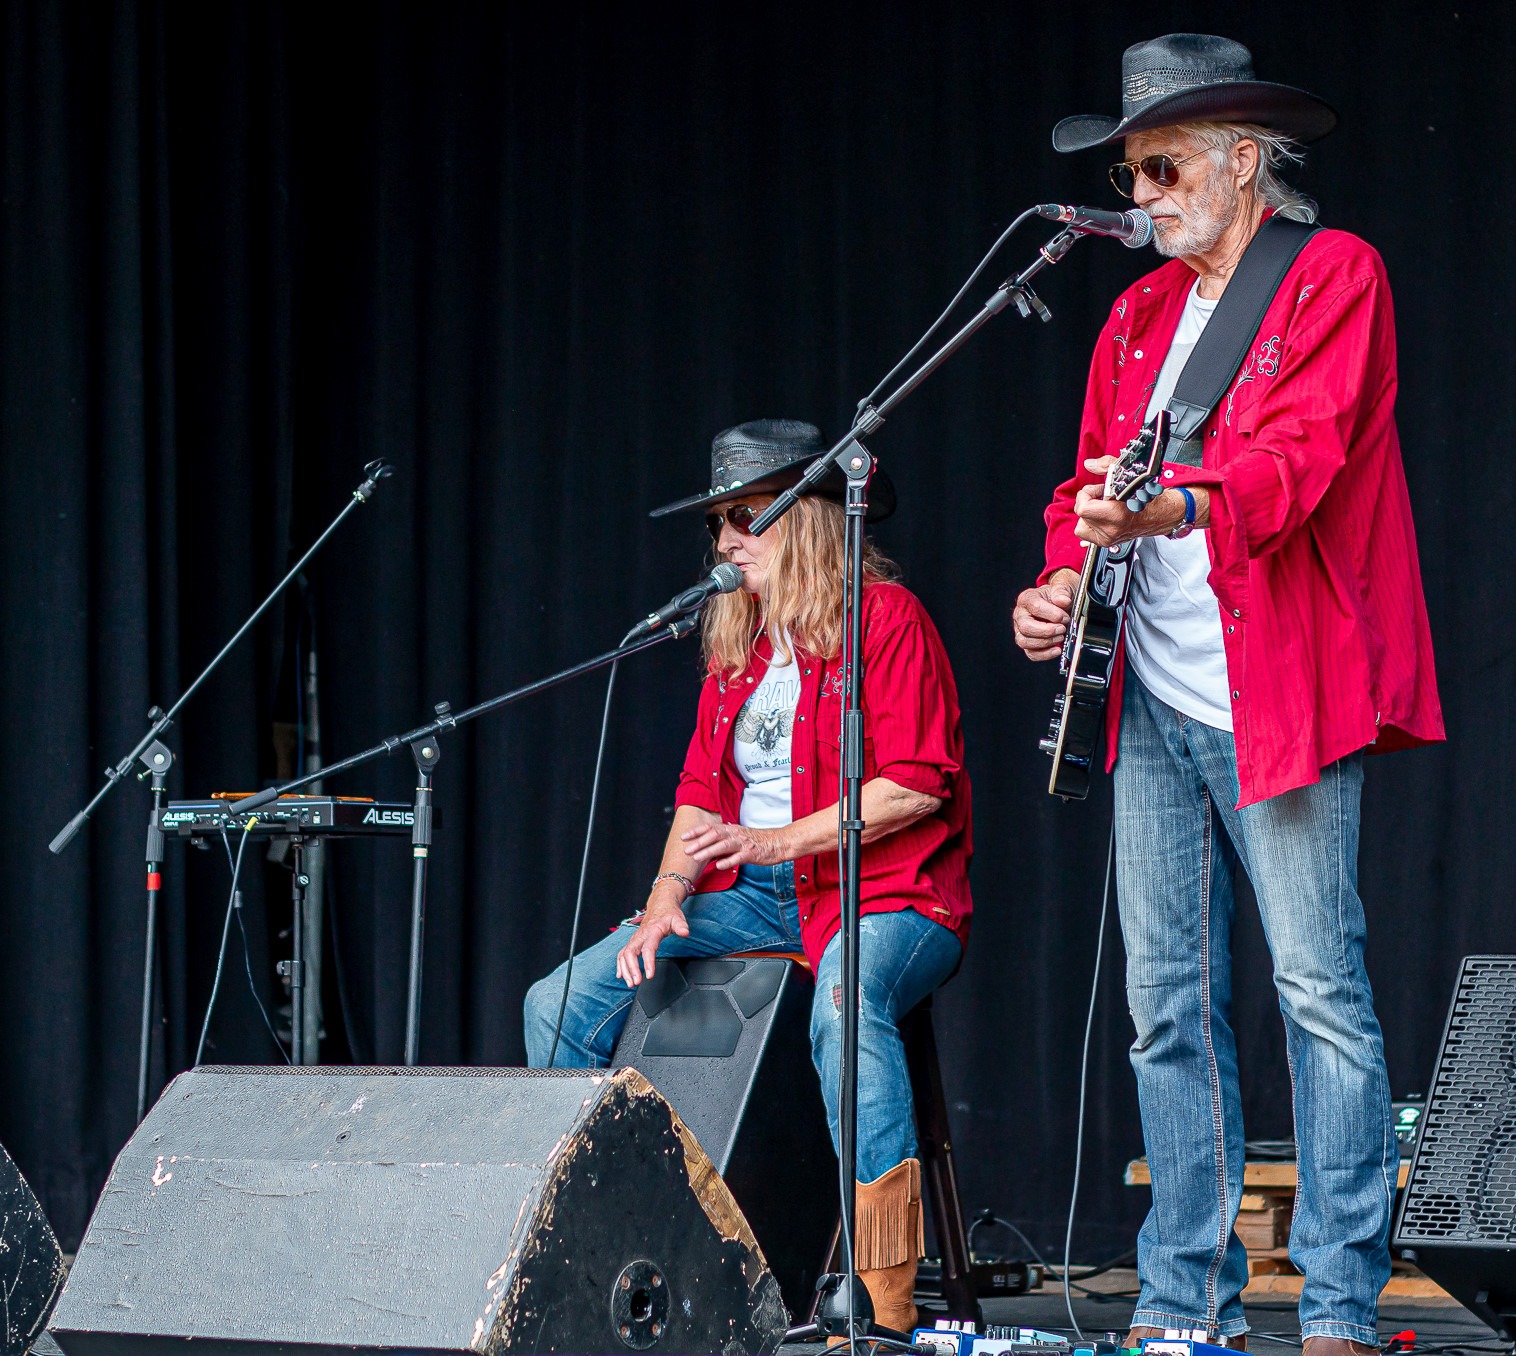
[733,640,801,828]
[1122,279,1234,731]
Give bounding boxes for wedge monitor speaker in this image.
[48,1066,786,1356]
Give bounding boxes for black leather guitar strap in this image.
[1163,214,1320,467]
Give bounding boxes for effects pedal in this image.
[1139,1336,1239,1356]
[908,1323,1133,1356]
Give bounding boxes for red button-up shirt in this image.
[1041,227,1443,807]
[675,581,972,970]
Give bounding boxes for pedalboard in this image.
[907,1325,1239,1356]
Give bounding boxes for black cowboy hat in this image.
[649,418,896,522]
[1052,33,1337,154]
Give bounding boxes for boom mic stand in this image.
[227,613,704,1066]
[50,459,395,1121]
[753,223,1085,1350]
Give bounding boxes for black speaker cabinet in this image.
[48,1066,786,1356]
[1396,956,1516,1336]
[0,1137,64,1356]
[611,956,836,1316]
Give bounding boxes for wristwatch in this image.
[1168,486,1197,540]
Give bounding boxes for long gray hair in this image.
[1173,121,1318,221]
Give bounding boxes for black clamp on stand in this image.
[403,706,448,1065]
[50,460,394,1121]
[755,223,1085,1352]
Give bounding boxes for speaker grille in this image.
[1400,957,1516,1243]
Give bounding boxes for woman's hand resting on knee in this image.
[615,885,691,987]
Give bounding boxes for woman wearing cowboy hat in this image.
[525,418,973,1334]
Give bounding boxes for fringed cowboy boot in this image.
[854,1157,923,1335]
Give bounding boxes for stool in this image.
[609,951,979,1325]
[812,994,980,1325]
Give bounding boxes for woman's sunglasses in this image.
[705,503,760,539]
[1107,148,1209,198]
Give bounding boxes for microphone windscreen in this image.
[1123,209,1155,249]
[710,562,743,593]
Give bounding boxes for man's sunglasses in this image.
[705,503,760,538]
[1107,148,1209,198]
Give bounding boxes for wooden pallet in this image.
[1122,1159,1453,1302]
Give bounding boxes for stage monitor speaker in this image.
[1396,955,1516,1337]
[48,1066,786,1356]
[611,956,836,1316]
[0,1137,64,1356]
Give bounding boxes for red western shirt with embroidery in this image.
[675,581,972,970]
[1040,227,1443,808]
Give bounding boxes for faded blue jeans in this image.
[1116,675,1394,1345]
[522,862,962,1182]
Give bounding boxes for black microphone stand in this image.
[227,614,704,1065]
[753,224,1084,1350]
[50,460,395,1122]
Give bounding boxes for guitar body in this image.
[1040,545,1136,799]
[1039,411,1169,801]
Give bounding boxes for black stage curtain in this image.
[2,0,1504,1257]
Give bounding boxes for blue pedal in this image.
[1140,1339,1239,1356]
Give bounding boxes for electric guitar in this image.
[1039,410,1170,800]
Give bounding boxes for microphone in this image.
[1036,204,1154,249]
[627,562,742,640]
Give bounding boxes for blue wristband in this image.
[1168,485,1197,539]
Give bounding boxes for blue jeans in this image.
[522,863,962,1182]
[1116,675,1394,1345]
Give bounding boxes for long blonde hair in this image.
[701,494,899,675]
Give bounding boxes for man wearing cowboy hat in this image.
[1012,34,1442,1356]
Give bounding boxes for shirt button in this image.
[1232,608,1242,618]
[1117,414,1126,422]
[722,716,728,722]
[1231,690,1240,700]
[797,715,804,722]
[1163,469,1174,478]
[799,874,808,883]
[804,669,811,676]
[796,767,805,774]
[1133,349,1144,359]
[1142,286,1151,294]
[746,676,754,683]
[1226,625,1235,635]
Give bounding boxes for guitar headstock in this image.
[1103,409,1171,504]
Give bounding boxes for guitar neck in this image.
[1071,539,1100,617]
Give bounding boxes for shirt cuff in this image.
[1038,551,1085,587]
[674,781,721,814]
[876,761,952,800]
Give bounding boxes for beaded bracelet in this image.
[650,871,695,898]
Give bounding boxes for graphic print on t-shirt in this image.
[734,650,800,828]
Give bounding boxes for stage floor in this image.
[32,1269,1488,1355]
[780,1270,1488,1353]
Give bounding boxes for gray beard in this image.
[1152,175,1238,258]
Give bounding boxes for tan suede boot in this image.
[854,1158,923,1335]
